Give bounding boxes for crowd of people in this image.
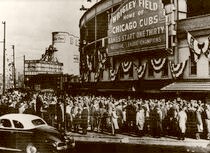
[1,90,210,141]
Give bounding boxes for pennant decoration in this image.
[169,60,188,78]
[86,55,92,71]
[83,72,89,82]
[150,58,166,72]
[98,48,108,70]
[109,68,118,81]
[135,63,147,79]
[94,71,100,82]
[121,61,132,73]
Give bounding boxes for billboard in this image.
[108,0,166,56]
[25,60,63,75]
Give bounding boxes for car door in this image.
[0,119,14,149]
[12,119,34,150]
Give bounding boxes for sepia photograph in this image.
[0,0,210,152]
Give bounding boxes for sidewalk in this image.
[71,131,210,149]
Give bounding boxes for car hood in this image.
[35,125,65,142]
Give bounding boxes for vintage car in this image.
[0,113,75,153]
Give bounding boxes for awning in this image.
[161,81,210,92]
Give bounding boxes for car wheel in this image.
[26,143,38,153]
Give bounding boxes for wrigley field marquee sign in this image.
[108,0,166,56]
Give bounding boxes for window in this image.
[118,66,124,79]
[190,59,197,75]
[13,120,24,129]
[162,62,168,77]
[148,62,154,77]
[32,119,46,126]
[100,70,103,80]
[0,119,12,128]
[128,64,133,78]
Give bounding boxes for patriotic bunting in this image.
[134,63,147,79]
[150,58,166,72]
[169,60,188,78]
[109,68,118,81]
[121,61,132,73]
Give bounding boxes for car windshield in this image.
[31,119,46,126]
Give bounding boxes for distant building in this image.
[52,32,80,76]
[24,32,80,91]
[24,45,63,90]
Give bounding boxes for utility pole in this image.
[12,45,16,88]
[2,21,6,95]
[23,55,25,88]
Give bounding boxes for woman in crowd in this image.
[111,107,119,136]
[177,105,187,140]
[136,105,145,136]
[195,104,203,139]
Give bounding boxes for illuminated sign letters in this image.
[108,0,166,56]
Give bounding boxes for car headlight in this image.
[26,144,38,153]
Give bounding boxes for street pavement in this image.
[71,131,210,149]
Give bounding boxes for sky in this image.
[0,0,94,74]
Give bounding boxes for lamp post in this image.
[2,21,6,95]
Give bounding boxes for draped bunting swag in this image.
[187,32,209,62]
[121,61,132,73]
[135,63,147,79]
[169,60,188,78]
[150,58,166,72]
[109,68,118,81]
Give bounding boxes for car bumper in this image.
[54,140,75,151]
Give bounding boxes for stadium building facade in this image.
[79,0,210,100]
